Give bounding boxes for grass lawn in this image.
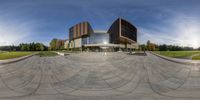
[0,51,6,54]
[154,51,200,59]
[0,52,33,60]
[192,54,200,60]
[36,51,58,57]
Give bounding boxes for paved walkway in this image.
[0,52,199,100]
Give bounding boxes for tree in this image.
[39,43,45,51]
[50,38,65,50]
[50,39,57,50]
[20,44,28,51]
[0,42,47,51]
[140,44,147,51]
[19,43,47,51]
[147,40,156,51]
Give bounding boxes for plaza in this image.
[0,52,200,100]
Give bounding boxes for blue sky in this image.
[0,0,200,48]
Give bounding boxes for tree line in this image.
[0,42,48,51]
[140,40,199,51]
[0,38,66,51]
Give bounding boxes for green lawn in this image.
[36,51,58,57]
[0,52,33,60]
[154,51,200,60]
[192,54,200,60]
[0,51,5,54]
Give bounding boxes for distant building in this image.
[147,40,156,51]
[50,39,66,50]
[57,39,65,48]
[65,18,138,51]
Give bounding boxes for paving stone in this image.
[0,52,199,100]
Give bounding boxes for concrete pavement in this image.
[0,52,199,100]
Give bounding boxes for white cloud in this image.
[171,15,200,48]
[0,19,33,46]
[138,14,200,48]
[138,28,178,45]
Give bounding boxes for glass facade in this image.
[69,27,73,40]
[82,36,90,45]
[82,32,110,45]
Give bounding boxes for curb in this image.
[54,51,73,56]
[149,51,200,66]
[0,53,38,65]
[55,52,67,56]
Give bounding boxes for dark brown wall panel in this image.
[69,22,94,40]
[107,18,137,44]
[120,18,137,43]
[107,19,120,44]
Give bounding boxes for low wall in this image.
[150,51,200,66]
[0,53,38,65]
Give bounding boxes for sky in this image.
[0,0,200,48]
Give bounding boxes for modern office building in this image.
[65,18,138,51]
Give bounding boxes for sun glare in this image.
[177,22,200,49]
[186,26,200,48]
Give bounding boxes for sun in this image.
[187,26,200,48]
[189,38,199,49]
[178,23,200,49]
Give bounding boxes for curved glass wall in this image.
[82,32,110,45]
[89,32,109,44]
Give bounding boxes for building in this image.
[50,39,66,50]
[65,18,138,51]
